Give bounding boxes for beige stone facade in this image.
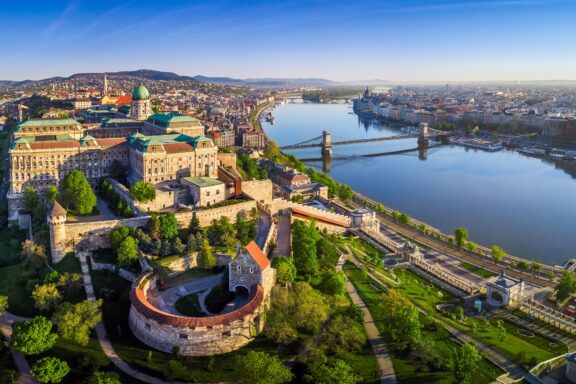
[181,176,225,207]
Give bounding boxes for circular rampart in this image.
[129,273,265,356]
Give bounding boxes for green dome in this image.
[132,83,150,100]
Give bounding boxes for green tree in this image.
[320,314,366,356]
[292,282,330,333]
[453,343,481,384]
[130,180,156,203]
[304,357,360,384]
[32,283,62,312]
[53,299,102,346]
[263,140,281,160]
[491,245,506,263]
[12,316,58,355]
[108,226,130,250]
[148,214,161,240]
[23,186,41,213]
[236,351,293,384]
[189,213,201,235]
[84,371,121,384]
[555,271,576,302]
[0,295,8,315]
[30,357,70,384]
[45,186,59,206]
[117,236,139,267]
[495,320,507,342]
[399,213,410,225]
[466,241,478,253]
[530,261,542,275]
[454,227,468,247]
[161,360,188,381]
[198,238,216,269]
[316,237,340,272]
[379,289,421,349]
[61,170,97,214]
[291,220,319,277]
[319,271,346,296]
[272,256,296,286]
[108,160,127,182]
[159,213,179,239]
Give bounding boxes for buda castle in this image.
[7,83,219,220]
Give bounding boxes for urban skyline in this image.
[2,0,576,82]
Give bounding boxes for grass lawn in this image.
[348,262,566,367]
[459,262,497,278]
[174,293,205,317]
[343,262,502,384]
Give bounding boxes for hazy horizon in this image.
[2,0,576,82]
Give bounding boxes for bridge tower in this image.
[418,123,429,147]
[321,130,332,157]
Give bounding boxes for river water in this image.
[262,101,576,266]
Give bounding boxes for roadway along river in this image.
[262,100,576,266]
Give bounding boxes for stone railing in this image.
[89,255,115,272]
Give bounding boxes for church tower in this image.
[130,83,152,121]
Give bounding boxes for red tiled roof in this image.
[291,207,349,228]
[115,95,132,107]
[245,241,270,269]
[29,141,80,150]
[163,142,195,153]
[130,284,263,327]
[97,138,128,147]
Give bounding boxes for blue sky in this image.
[1,0,576,82]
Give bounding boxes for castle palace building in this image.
[127,133,217,185]
[6,84,215,220]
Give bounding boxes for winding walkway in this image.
[78,252,188,384]
[337,254,397,384]
[0,312,38,384]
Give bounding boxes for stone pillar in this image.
[321,130,332,157]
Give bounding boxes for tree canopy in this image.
[555,271,576,302]
[117,236,139,267]
[235,351,293,384]
[159,213,179,239]
[61,170,97,214]
[291,220,319,277]
[130,180,156,203]
[85,371,121,384]
[32,283,62,312]
[304,357,360,384]
[453,343,481,384]
[454,227,468,247]
[30,357,70,384]
[12,316,58,355]
[53,299,102,346]
[491,245,506,262]
[272,256,296,286]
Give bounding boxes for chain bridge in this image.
[279,124,452,157]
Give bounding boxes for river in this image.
[262,101,576,266]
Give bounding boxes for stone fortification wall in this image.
[271,198,351,226]
[217,152,237,170]
[51,200,257,259]
[157,253,232,275]
[129,274,266,356]
[241,179,273,206]
[175,200,257,228]
[107,178,141,215]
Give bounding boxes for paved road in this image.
[338,255,397,384]
[0,312,38,384]
[275,213,291,256]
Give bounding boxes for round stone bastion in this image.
[129,272,267,356]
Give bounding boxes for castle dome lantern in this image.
[132,83,150,101]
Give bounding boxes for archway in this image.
[490,291,504,303]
